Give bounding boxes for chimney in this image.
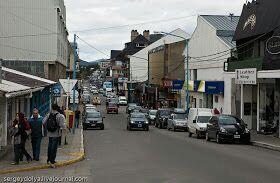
[229,13,234,22]
[131,30,139,41]
[143,30,150,41]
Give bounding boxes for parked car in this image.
[93,96,101,105]
[127,112,149,131]
[131,106,142,113]
[126,103,137,114]
[83,93,91,104]
[83,111,105,130]
[118,96,128,106]
[188,108,213,138]
[155,108,173,129]
[206,115,250,144]
[107,102,118,114]
[140,108,149,117]
[91,89,99,95]
[99,88,104,94]
[167,109,188,131]
[147,110,157,125]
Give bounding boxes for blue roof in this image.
[201,15,240,31]
[201,15,239,48]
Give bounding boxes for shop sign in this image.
[172,80,184,90]
[235,68,257,85]
[266,36,280,55]
[52,84,61,97]
[195,80,205,92]
[205,81,224,94]
[118,77,128,83]
[184,80,194,91]
[163,80,172,88]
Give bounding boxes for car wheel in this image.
[159,123,163,129]
[216,134,222,144]
[100,125,104,130]
[189,132,192,137]
[206,132,210,141]
[146,127,149,131]
[173,126,176,132]
[196,130,200,139]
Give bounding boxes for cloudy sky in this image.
[65,0,247,61]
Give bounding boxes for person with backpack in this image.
[10,113,32,165]
[44,104,66,168]
[28,108,44,161]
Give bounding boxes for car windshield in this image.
[129,103,137,107]
[219,116,243,125]
[87,113,101,118]
[149,110,157,115]
[174,113,186,119]
[197,116,212,123]
[109,103,117,107]
[159,110,171,116]
[131,113,145,118]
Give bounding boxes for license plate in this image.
[91,124,96,127]
[138,124,142,128]
[234,135,240,139]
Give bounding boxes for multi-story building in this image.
[188,15,239,112]
[224,0,280,136]
[0,0,68,81]
[148,40,186,108]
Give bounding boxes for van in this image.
[188,108,213,138]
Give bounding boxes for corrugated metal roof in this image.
[219,36,236,48]
[0,80,30,93]
[201,15,240,31]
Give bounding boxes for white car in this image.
[118,96,127,105]
[188,108,213,138]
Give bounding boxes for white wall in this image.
[189,16,231,78]
[130,28,190,82]
[0,0,68,66]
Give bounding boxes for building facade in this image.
[224,0,280,137]
[0,0,68,81]
[188,15,239,113]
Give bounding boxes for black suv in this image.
[155,108,172,129]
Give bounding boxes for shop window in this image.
[244,103,251,116]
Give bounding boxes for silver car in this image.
[167,113,188,132]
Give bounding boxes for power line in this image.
[72,14,197,33]
[77,36,110,57]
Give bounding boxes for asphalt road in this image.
[5,96,280,183]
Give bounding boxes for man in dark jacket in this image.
[28,108,44,161]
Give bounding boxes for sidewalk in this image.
[251,131,280,152]
[0,128,84,174]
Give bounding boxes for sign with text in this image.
[52,84,62,97]
[235,68,257,85]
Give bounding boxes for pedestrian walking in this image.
[28,108,44,161]
[10,113,32,165]
[75,109,81,128]
[44,104,66,168]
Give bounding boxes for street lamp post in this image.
[154,31,189,111]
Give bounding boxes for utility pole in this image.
[185,41,189,112]
[73,34,78,111]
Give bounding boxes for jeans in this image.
[14,137,32,163]
[31,137,42,160]
[47,137,60,164]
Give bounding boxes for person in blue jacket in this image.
[28,108,44,161]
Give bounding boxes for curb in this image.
[0,129,85,175]
[252,141,280,152]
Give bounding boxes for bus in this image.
[103,82,113,91]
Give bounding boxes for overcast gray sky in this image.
[65,0,246,61]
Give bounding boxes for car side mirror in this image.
[193,120,196,123]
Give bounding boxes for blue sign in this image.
[52,84,61,97]
[205,81,224,94]
[172,80,184,90]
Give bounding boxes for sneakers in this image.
[11,162,19,165]
[50,163,56,168]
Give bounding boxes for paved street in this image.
[3,99,280,183]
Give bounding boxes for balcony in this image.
[227,57,263,72]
